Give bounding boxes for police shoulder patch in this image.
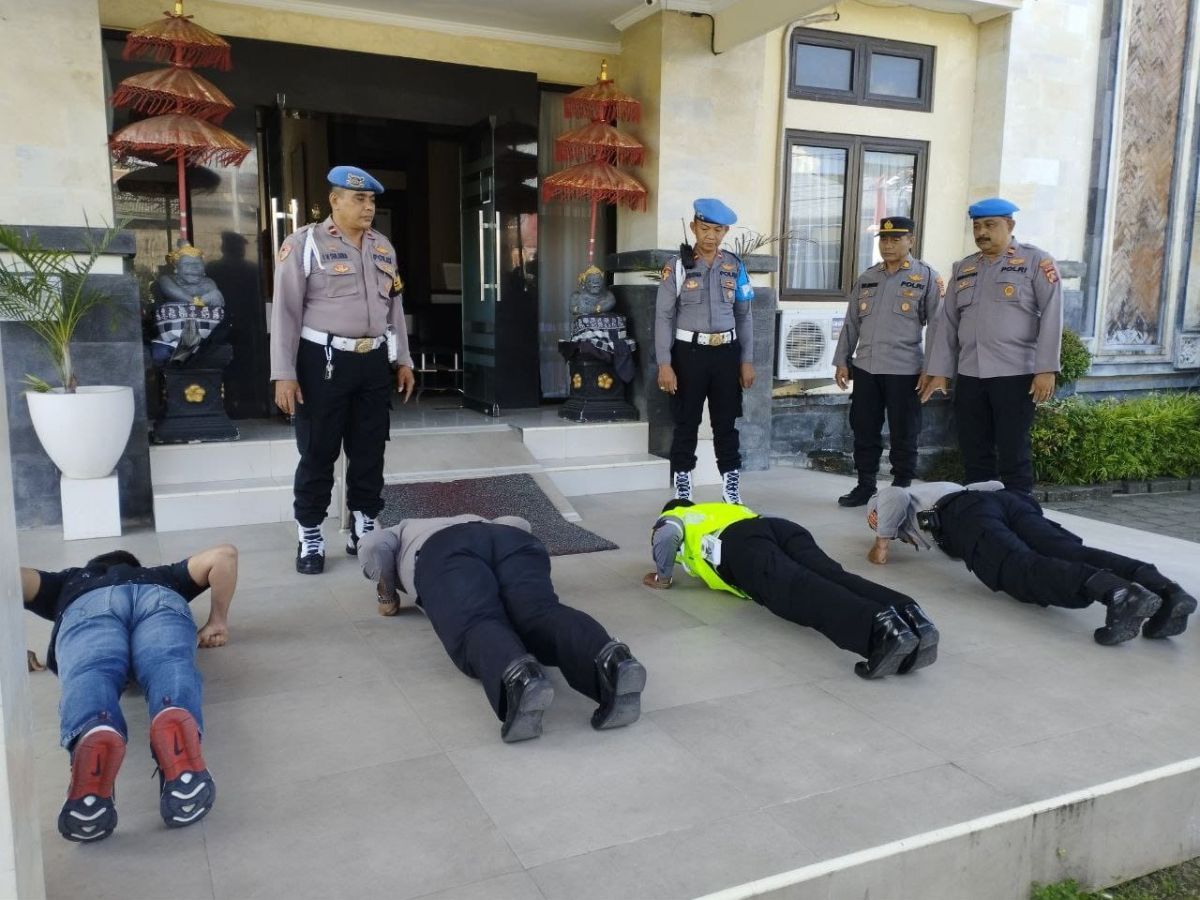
[392,273,405,294]
[1040,257,1059,284]
[278,243,292,263]
[936,276,946,297]
[661,263,673,281]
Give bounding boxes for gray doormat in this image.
[379,474,618,556]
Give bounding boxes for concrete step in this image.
[518,420,648,461]
[153,476,320,532]
[541,453,670,496]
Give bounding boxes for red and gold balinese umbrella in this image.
[543,60,648,266]
[109,0,244,243]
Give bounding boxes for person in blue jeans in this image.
[20,544,237,842]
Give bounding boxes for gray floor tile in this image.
[204,754,520,900]
[649,683,944,807]
[529,811,815,900]
[448,721,754,868]
[412,872,546,900]
[767,763,1017,859]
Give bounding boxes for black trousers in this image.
[849,368,921,484]
[719,517,915,657]
[935,489,1169,608]
[293,339,392,526]
[954,374,1036,493]
[413,523,613,720]
[669,340,742,475]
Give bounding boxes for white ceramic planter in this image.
[26,386,135,479]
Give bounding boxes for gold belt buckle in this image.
[354,337,374,353]
[709,332,725,346]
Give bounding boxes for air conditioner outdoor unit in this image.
[775,308,844,379]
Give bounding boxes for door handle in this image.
[269,196,281,258]
[287,198,299,234]
[494,211,502,303]
[477,209,486,302]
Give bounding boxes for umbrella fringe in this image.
[122,38,232,71]
[562,96,641,124]
[110,87,231,124]
[553,143,645,167]
[542,183,647,212]
[110,139,249,168]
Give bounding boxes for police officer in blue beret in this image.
[833,216,942,507]
[921,198,1063,493]
[655,198,755,504]
[270,166,416,574]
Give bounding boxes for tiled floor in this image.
[1046,488,1200,544]
[20,469,1200,900]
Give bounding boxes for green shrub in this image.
[1058,329,1092,387]
[1031,393,1200,484]
[1030,880,1091,900]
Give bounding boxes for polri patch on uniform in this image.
[332,263,351,274]
[278,243,292,263]
[1040,258,1059,283]
[661,263,673,280]
[683,278,700,290]
[1003,284,1016,297]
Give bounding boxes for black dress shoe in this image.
[897,603,939,674]
[591,641,647,731]
[1142,583,1197,639]
[295,542,325,575]
[1094,582,1162,646]
[855,609,919,679]
[838,483,876,507]
[499,656,554,743]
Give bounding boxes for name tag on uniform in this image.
[700,534,722,566]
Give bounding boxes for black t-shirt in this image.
[28,561,205,673]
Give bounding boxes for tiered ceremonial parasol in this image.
[543,60,648,266]
[109,0,248,243]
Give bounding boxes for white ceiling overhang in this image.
[212,0,1023,57]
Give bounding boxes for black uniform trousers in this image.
[934,489,1170,608]
[669,339,742,475]
[718,517,915,657]
[849,367,921,484]
[413,523,613,720]
[954,374,1036,493]
[293,339,392,527]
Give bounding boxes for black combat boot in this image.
[590,641,647,731]
[838,479,876,508]
[1087,574,1162,646]
[896,603,939,674]
[295,524,325,575]
[1141,581,1197,640]
[854,609,919,679]
[499,655,554,743]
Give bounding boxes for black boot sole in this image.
[592,659,647,730]
[501,678,554,743]
[854,631,919,679]
[1094,587,1162,646]
[296,557,325,575]
[899,622,940,674]
[1143,593,1198,639]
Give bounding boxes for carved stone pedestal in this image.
[558,352,638,422]
[151,368,239,443]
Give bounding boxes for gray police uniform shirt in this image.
[832,255,942,375]
[654,249,754,365]
[868,480,1005,549]
[359,515,532,600]
[269,216,413,381]
[924,240,1063,379]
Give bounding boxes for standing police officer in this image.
[271,166,416,574]
[920,198,1062,493]
[655,199,755,505]
[833,216,942,507]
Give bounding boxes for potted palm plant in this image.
[0,224,135,479]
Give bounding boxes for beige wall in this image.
[0,0,115,228]
[614,15,665,255]
[782,1,981,289]
[98,0,607,87]
[970,0,1103,260]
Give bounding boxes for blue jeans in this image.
[56,585,203,749]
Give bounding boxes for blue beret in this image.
[693,198,737,226]
[967,197,1018,219]
[328,165,384,194]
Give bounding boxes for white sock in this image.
[81,724,121,741]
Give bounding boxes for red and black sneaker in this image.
[149,708,215,828]
[58,728,126,842]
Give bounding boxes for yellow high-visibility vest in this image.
[660,502,757,598]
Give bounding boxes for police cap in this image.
[878,216,915,235]
[967,197,1018,219]
[693,198,737,226]
[328,166,385,194]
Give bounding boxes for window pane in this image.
[793,43,853,92]
[857,150,916,275]
[869,53,921,98]
[786,145,847,291]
